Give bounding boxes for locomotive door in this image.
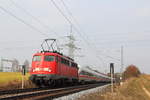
[57,56,61,75]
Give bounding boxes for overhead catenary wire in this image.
[50,0,73,25]
[60,0,91,41]
[0,5,48,37]
[60,0,120,61]
[9,0,65,50]
[1,0,119,68]
[49,0,108,70]
[9,0,60,37]
[51,1,107,67]
[51,0,119,68]
[50,0,94,50]
[50,0,88,44]
[60,0,110,67]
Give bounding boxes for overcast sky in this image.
[0,0,150,73]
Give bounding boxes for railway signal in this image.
[110,63,114,93]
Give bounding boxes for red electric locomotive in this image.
[30,39,79,87]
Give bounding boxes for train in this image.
[29,39,112,87]
[29,50,112,87]
[79,66,111,84]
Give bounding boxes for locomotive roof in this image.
[34,51,74,61]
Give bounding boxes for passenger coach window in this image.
[44,56,55,61]
[33,56,41,61]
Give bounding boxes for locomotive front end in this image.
[29,52,57,86]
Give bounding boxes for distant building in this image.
[0,58,20,72]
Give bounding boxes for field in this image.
[0,72,36,90]
[0,72,30,83]
[77,75,150,100]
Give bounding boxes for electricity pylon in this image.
[65,26,81,59]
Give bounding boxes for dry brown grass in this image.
[77,74,150,100]
[0,80,36,90]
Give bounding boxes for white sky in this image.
[0,0,150,73]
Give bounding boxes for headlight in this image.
[33,68,51,72]
[33,69,35,72]
[44,68,49,71]
[44,68,51,72]
[35,68,40,71]
[48,69,51,72]
[33,68,40,72]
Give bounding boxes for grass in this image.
[0,72,36,90]
[0,72,30,84]
[77,74,150,100]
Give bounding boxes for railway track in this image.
[0,87,51,96]
[0,83,107,100]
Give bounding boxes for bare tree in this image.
[12,59,19,72]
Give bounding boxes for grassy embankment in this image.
[77,75,150,100]
[0,72,36,90]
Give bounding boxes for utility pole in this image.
[120,46,124,85]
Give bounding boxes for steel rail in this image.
[0,87,50,96]
[0,83,106,100]
[35,83,104,100]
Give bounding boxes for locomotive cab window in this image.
[33,55,41,62]
[61,58,70,66]
[71,62,77,68]
[44,55,55,62]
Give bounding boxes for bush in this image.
[123,65,141,79]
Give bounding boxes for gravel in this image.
[54,84,110,100]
